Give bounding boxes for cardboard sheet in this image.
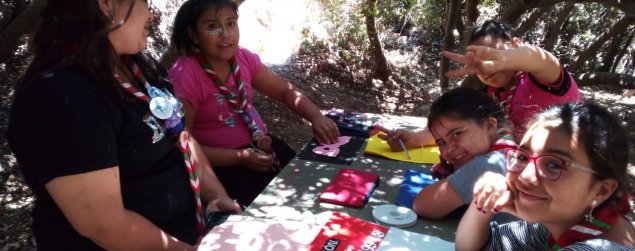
[364,133,441,164]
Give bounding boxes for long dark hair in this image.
[17,0,167,97]
[171,0,238,55]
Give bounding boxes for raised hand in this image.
[442,45,509,78]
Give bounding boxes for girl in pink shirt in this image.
[443,20,583,141]
[169,0,339,206]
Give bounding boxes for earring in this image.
[585,200,597,223]
[106,10,118,24]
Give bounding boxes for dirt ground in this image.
[1,43,635,250]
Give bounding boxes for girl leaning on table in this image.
[168,0,340,207]
[406,88,517,219]
[456,102,635,251]
[7,0,240,250]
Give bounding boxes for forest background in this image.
[0,0,634,249]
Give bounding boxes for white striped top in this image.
[482,220,635,250]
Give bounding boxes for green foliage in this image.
[309,0,371,67]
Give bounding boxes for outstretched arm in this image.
[375,125,435,151]
[412,179,465,219]
[252,65,339,144]
[442,44,561,86]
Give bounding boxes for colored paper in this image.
[319,168,380,208]
[364,133,441,164]
[395,169,438,208]
[297,136,365,165]
[309,212,389,251]
[312,136,352,157]
[197,215,326,251]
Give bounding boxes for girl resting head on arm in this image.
[456,102,634,251]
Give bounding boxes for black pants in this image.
[212,135,295,207]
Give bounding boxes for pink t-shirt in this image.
[487,67,583,141]
[169,47,268,148]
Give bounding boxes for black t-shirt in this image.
[7,62,198,250]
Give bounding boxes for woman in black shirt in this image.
[7,0,240,250]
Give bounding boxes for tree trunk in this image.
[597,33,624,72]
[574,72,635,88]
[543,1,575,51]
[501,0,559,26]
[440,0,461,92]
[569,16,635,72]
[610,30,634,73]
[0,0,45,64]
[364,0,390,81]
[464,0,480,45]
[515,6,550,37]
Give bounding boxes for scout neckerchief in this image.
[488,83,517,123]
[544,192,632,250]
[114,56,205,233]
[487,133,516,152]
[188,47,281,170]
[430,132,516,180]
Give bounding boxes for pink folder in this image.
[319,168,380,208]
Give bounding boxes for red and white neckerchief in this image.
[544,192,631,250]
[114,56,205,234]
[188,48,281,170]
[490,84,517,123]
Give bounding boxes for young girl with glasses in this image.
[442,20,583,142]
[456,102,634,251]
[168,0,340,207]
[411,88,517,220]
[7,0,241,249]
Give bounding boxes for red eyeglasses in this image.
[505,148,597,181]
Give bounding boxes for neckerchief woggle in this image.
[114,56,205,234]
[188,47,281,171]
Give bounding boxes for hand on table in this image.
[375,125,419,151]
[238,148,274,172]
[206,195,243,214]
[442,45,510,78]
[472,171,516,215]
[310,114,340,144]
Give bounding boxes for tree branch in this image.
[569,16,635,72]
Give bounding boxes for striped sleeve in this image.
[483,221,635,251]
